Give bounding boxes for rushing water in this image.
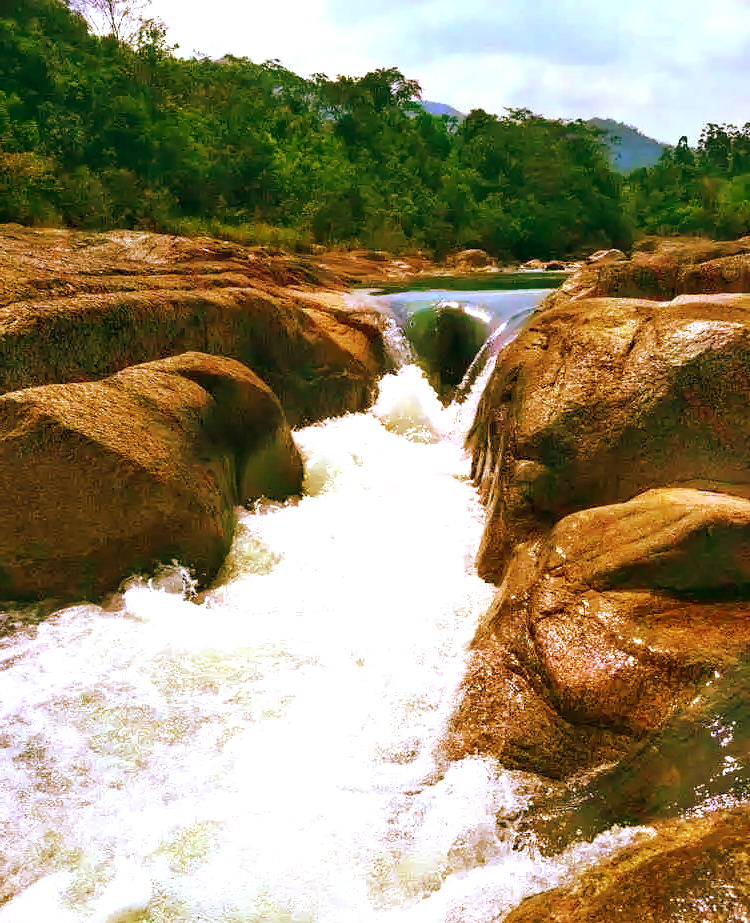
[0,289,671,922]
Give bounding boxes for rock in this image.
[444,629,632,779]
[0,352,303,602]
[677,252,750,294]
[453,248,490,268]
[633,234,750,263]
[502,805,750,923]
[521,259,545,271]
[0,225,393,426]
[586,248,627,265]
[405,302,490,404]
[542,235,750,311]
[467,293,750,582]
[543,260,566,271]
[518,657,750,849]
[446,488,750,778]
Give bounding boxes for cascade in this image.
[0,287,710,923]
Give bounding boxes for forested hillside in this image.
[0,0,748,257]
[624,128,750,239]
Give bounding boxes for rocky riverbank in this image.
[447,235,750,918]
[0,224,412,606]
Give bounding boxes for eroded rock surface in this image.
[451,240,750,920]
[542,234,750,310]
[0,352,303,602]
[467,293,750,581]
[447,489,750,777]
[502,805,750,923]
[0,225,393,426]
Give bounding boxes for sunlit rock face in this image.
[502,805,750,923]
[406,302,491,404]
[542,234,750,310]
[452,278,750,796]
[446,489,750,779]
[0,225,392,426]
[0,352,303,602]
[466,292,750,582]
[450,248,490,269]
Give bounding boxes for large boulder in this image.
[451,248,490,269]
[467,293,750,582]
[585,247,627,265]
[0,225,393,426]
[502,805,750,923]
[542,235,750,311]
[0,352,303,602]
[446,488,750,779]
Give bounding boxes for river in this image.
[0,286,663,922]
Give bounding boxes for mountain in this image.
[419,100,466,121]
[587,118,670,173]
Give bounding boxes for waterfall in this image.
[0,290,650,923]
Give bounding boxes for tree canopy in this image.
[0,1,746,255]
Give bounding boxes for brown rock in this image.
[447,489,750,778]
[542,235,750,311]
[444,630,632,779]
[453,248,490,268]
[585,248,628,265]
[467,293,750,581]
[633,233,750,263]
[676,252,750,294]
[0,225,393,426]
[0,352,303,602]
[502,805,750,923]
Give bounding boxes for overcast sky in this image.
[146,0,750,145]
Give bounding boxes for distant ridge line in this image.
[418,102,669,173]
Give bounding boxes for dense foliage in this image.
[0,0,746,256]
[623,125,750,239]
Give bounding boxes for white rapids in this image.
[0,318,649,921]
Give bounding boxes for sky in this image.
[143,0,750,145]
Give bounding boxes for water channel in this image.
[0,279,745,921]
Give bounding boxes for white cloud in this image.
[146,0,750,144]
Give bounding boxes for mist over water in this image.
[0,291,650,923]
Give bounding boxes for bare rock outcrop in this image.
[452,269,750,798]
[451,248,490,269]
[446,489,750,778]
[0,225,393,426]
[467,292,750,582]
[542,234,750,311]
[0,352,303,602]
[502,805,750,923]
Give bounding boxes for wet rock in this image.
[502,805,750,922]
[0,352,303,602]
[0,225,392,426]
[517,658,750,849]
[446,489,750,778]
[466,293,750,581]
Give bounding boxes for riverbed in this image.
[0,285,697,922]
